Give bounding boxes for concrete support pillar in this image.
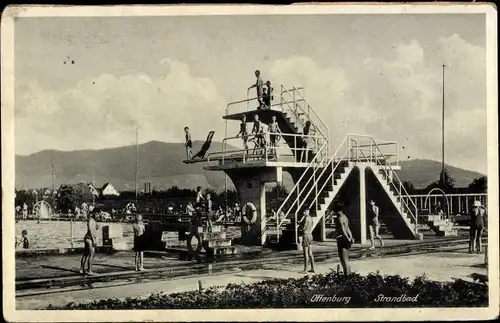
[359,165,367,245]
[226,168,278,246]
[313,215,326,242]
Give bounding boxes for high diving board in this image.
[183,158,208,164]
[182,154,246,164]
[223,108,284,122]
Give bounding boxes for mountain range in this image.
[15,141,485,191]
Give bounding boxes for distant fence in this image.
[403,193,487,216]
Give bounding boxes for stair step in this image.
[204,238,232,248]
[436,230,458,237]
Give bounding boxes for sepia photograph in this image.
[2,3,498,322]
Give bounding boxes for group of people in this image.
[236,114,283,158]
[300,199,384,275]
[184,127,216,161]
[79,208,146,275]
[15,202,29,220]
[248,70,273,110]
[299,202,356,275]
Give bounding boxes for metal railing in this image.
[280,85,329,156]
[274,140,330,242]
[207,132,326,166]
[348,135,419,235]
[404,193,487,217]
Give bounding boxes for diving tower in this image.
[191,84,443,249]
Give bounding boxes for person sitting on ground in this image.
[263,81,273,109]
[16,230,30,249]
[469,200,486,254]
[184,126,193,160]
[133,214,146,271]
[368,200,384,249]
[80,210,98,275]
[299,209,315,273]
[248,70,264,109]
[192,131,216,159]
[334,202,355,276]
[236,115,249,152]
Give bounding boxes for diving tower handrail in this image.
[291,85,329,143]
[275,139,329,237]
[348,134,418,231]
[346,135,399,167]
[303,137,352,212]
[208,132,327,165]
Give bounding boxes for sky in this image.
[14,13,488,173]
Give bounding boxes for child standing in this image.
[184,126,193,160]
[133,214,146,271]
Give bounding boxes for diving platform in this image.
[192,83,414,249]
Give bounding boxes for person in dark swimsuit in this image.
[80,210,98,275]
[300,121,316,163]
[133,214,146,271]
[184,126,193,160]
[192,131,215,159]
[469,200,486,254]
[268,115,282,157]
[368,200,384,249]
[299,209,315,273]
[263,81,273,109]
[334,203,354,276]
[236,115,249,152]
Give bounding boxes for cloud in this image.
[15,59,227,154]
[266,34,486,173]
[15,34,486,174]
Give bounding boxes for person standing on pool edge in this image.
[469,200,486,254]
[133,214,146,271]
[80,210,98,275]
[368,200,384,249]
[299,209,315,274]
[334,202,355,276]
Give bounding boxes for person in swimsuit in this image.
[248,70,264,109]
[334,203,354,276]
[192,131,215,159]
[469,200,486,254]
[16,230,30,249]
[263,81,273,109]
[186,202,195,217]
[133,214,146,271]
[300,209,316,273]
[205,193,213,232]
[184,126,193,160]
[80,210,98,275]
[268,116,282,158]
[236,115,249,152]
[251,114,265,154]
[368,200,384,249]
[300,121,316,163]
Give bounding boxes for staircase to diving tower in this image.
[203,85,422,248]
